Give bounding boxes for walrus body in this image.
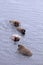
[17,27,26,35]
[18,45,32,56]
[9,20,20,27]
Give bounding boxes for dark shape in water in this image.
[9,20,20,27]
[11,34,21,42]
[18,44,32,56]
[17,27,26,35]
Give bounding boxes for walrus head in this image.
[21,29,25,35]
[11,34,21,42]
[18,44,24,50]
[18,44,22,48]
[17,27,26,35]
[9,20,20,27]
[13,21,20,27]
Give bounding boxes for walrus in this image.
[9,20,20,27]
[18,44,32,56]
[17,27,26,35]
[11,34,21,42]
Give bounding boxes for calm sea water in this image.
[0,0,43,65]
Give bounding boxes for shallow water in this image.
[0,0,43,65]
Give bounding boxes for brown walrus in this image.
[18,44,32,56]
[17,27,26,35]
[9,20,20,27]
[11,34,21,42]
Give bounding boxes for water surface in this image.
[0,0,43,65]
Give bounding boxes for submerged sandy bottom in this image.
[0,0,43,65]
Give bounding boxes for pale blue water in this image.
[0,0,43,65]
